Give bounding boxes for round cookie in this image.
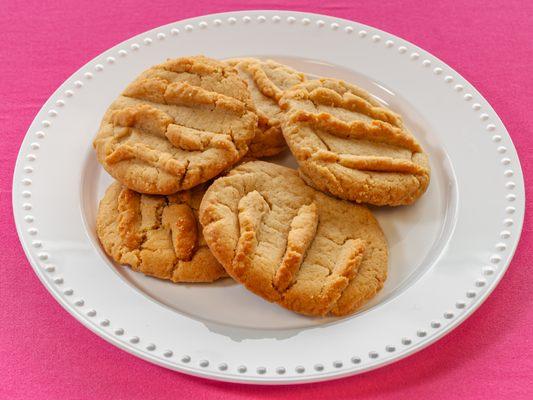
[94,56,258,195]
[279,78,430,206]
[227,58,305,158]
[199,161,388,316]
[97,181,227,282]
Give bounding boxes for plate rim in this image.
[12,9,526,384]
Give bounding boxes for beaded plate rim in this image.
[12,10,525,384]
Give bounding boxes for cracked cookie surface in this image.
[227,58,305,158]
[97,181,227,282]
[94,56,258,195]
[280,78,430,206]
[199,161,388,316]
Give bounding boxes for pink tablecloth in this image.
[1,1,531,398]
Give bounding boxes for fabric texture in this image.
[0,1,531,399]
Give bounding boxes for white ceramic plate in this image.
[13,11,524,384]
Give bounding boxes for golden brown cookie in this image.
[94,56,258,195]
[199,161,388,316]
[279,78,430,206]
[227,58,305,158]
[97,181,227,282]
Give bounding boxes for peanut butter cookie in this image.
[280,78,430,206]
[199,161,388,316]
[94,56,258,195]
[227,58,305,158]
[97,181,227,282]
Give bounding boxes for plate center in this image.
[82,57,456,332]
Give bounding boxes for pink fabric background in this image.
[1,1,531,398]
